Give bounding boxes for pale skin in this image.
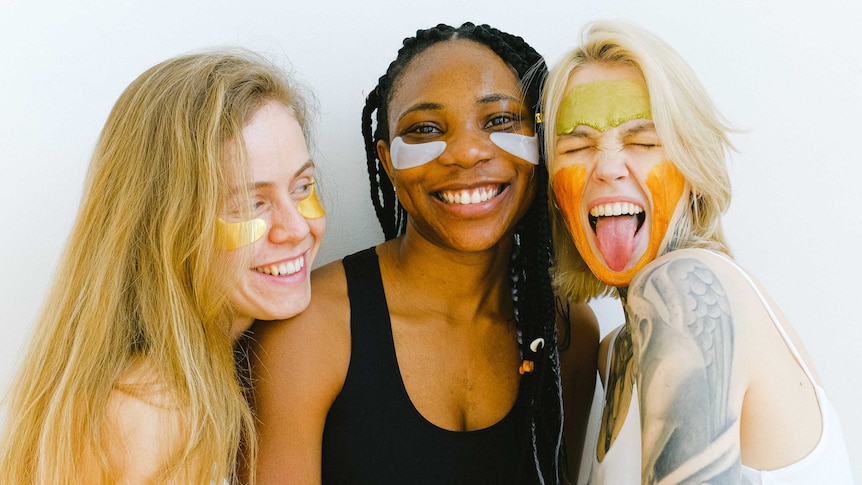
[250,40,598,484]
[80,361,201,484]
[554,62,823,483]
[81,102,325,483]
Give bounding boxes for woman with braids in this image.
[543,20,853,484]
[0,49,326,483]
[250,22,598,484]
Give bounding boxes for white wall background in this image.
[1,0,859,476]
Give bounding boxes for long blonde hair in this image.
[0,49,312,483]
[543,20,734,302]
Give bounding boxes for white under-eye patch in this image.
[390,137,446,170]
[490,132,539,165]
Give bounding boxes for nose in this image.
[593,147,629,183]
[437,128,495,168]
[268,200,310,244]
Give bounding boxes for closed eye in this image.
[556,140,595,156]
[556,130,597,156]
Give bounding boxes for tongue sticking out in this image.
[595,215,639,272]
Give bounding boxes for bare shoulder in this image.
[630,248,794,344]
[627,248,742,325]
[248,256,353,483]
[250,256,351,392]
[557,299,599,395]
[631,247,750,290]
[556,299,600,483]
[87,361,191,483]
[557,299,599,372]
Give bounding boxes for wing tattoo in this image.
[627,256,739,484]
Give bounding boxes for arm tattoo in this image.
[627,257,740,484]
[597,325,634,462]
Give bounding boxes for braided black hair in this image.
[361,23,564,484]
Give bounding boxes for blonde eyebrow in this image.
[259,159,314,188]
[556,127,598,140]
[618,119,657,137]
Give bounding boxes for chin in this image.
[269,290,313,321]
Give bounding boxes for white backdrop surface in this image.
[1,0,859,477]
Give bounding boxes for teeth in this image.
[439,186,500,205]
[256,255,305,276]
[589,202,644,218]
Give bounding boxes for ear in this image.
[377,139,396,186]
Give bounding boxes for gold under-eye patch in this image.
[215,218,266,251]
[297,182,325,219]
[556,80,651,135]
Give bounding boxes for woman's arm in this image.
[626,254,744,484]
[558,300,599,484]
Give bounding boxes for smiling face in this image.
[377,39,537,253]
[551,62,688,287]
[222,100,325,338]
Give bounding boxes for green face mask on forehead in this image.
[556,79,651,135]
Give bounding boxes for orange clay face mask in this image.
[552,79,686,287]
[554,162,685,286]
[215,182,325,251]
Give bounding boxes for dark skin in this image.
[557,299,600,483]
[249,40,598,484]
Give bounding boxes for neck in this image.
[230,316,253,342]
[378,229,516,324]
[616,286,628,305]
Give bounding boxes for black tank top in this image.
[321,247,528,484]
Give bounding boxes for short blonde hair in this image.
[543,20,734,302]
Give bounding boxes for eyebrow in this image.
[618,119,657,137]
[556,127,597,140]
[478,93,524,105]
[395,93,525,123]
[243,159,315,191]
[396,102,443,123]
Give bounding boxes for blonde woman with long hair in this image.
[543,20,852,484]
[0,49,326,484]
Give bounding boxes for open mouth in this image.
[588,202,645,272]
[588,202,645,233]
[434,184,506,205]
[254,255,305,276]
